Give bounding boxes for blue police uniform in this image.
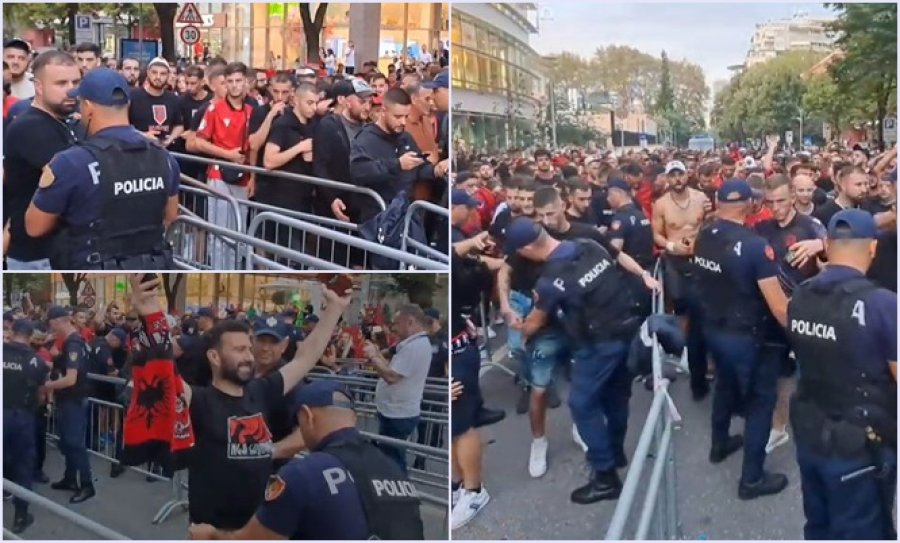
[788,210,897,539]
[508,218,642,504]
[30,69,180,270]
[258,383,424,539]
[691,180,785,497]
[52,329,95,501]
[4,326,49,532]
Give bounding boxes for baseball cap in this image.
[47,306,71,320]
[665,160,686,174]
[744,157,757,169]
[295,67,316,77]
[68,68,131,106]
[424,307,441,321]
[11,319,34,337]
[286,380,355,418]
[852,144,871,159]
[827,209,878,240]
[607,178,631,193]
[503,217,543,255]
[196,307,215,319]
[108,327,128,344]
[3,38,31,54]
[333,78,374,99]
[181,317,199,336]
[147,57,169,70]
[422,71,449,90]
[716,179,753,203]
[451,188,478,208]
[253,314,288,341]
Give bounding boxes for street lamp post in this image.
[549,82,558,149]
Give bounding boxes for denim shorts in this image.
[526,332,566,389]
[507,290,533,355]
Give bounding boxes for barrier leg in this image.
[152,471,189,525]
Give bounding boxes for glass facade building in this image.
[181,3,448,69]
[451,3,545,151]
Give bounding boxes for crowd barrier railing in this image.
[2,480,131,540]
[246,212,447,271]
[398,200,450,269]
[41,371,447,532]
[605,260,682,540]
[170,153,387,213]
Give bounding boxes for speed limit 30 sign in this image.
[180,25,200,45]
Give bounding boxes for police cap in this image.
[607,178,631,193]
[286,380,355,418]
[196,307,215,319]
[716,179,753,203]
[827,209,878,240]
[47,305,71,321]
[11,319,34,337]
[68,68,131,107]
[253,314,288,341]
[451,188,478,208]
[108,327,128,344]
[503,217,543,256]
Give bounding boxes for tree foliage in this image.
[389,274,439,309]
[2,274,51,307]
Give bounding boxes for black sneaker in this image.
[70,484,96,504]
[516,387,531,415]
[709,435,744,464]
[738,472,788,500]
[110,463,126,478]
[570,470,622,504]
[12,512,34,534]
[50,478,79,491]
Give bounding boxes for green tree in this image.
[390,275,439,308]
[2,274,52,307]
[656,50,675,115]
[827,3,897,145]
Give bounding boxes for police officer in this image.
[691,179,790,499]
[187,380,425,540]
[280,308,303,362]
[506,217,643,504]
[4,319,49,533]
[44,306,96,503]
[607,178,655,268]
[788,209,897,539]
[24,68,180,270]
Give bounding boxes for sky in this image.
[532,2,836,85]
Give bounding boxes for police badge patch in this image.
[265,474,286,501]
[69,351,79,362]
[39,165,56,188]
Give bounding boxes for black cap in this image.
[4,38,31,54]
[11,319,34,337]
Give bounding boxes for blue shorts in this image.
[507,290,533,355]
[525,332,567,389]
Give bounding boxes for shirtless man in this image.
[652,160,712,400]
[791,174,817,216]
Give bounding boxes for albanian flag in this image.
[122,312,195,469]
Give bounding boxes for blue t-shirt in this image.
[804,265,897,375]
[32,125,180,228]
[256,428,369,540]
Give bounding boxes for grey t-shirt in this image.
[374,332,432,418]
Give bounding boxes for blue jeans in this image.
[796,441,896,539]
[507,290,533,357]
[57,399,93,484]
[704,329,777,484]
[568,340,631,471]
[4,409,36,512]
[377,413,420,474]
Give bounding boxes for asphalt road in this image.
[4,444,448,540]
[457,322,805,540]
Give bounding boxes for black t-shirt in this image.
[128,88,182,141]
[178,92,212,131]
[862,197,892,215]
[550,222,621,258]
[868,229,897,293]
[450,252,471,336]
[567,209,598,226]
[267,110,317,177]
[534,173,562,186]
[812,199,851,227]
[3,107,81,261]
[507,253,543,293]
[187,372,284,530]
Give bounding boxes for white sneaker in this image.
[572,424,588,453]
[528,437,548,477]
[765,428,790,454]
[452,486,462,508]
[493,315,506,325]
[450,487,491,530]
[487,326,497,339]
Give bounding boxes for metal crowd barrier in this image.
[2,480,131,540]
[399,200,450,270]
[40,372,447,530]
[247,212,447,271]
[169,153,387,212]
[605,260,682,540]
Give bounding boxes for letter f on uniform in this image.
[88,161,101,185]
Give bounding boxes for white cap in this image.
[147,57,169,69]
[664,160,686,174]
[744,156,757,168]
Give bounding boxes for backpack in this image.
[359,191,428,270]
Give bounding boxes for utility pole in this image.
[549,81,558,149]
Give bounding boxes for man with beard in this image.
[4,39,34,99]
[652,160,712,400]
[350,87,446,223]
[127,276,353,532]
[533,149,561,186]
[754,175,826,455]
[118,58,140,88]
[25,69,180,270]
[814,165,869,226]
[248,73,292,174]
[128,57,183,149]
[489,177,535,243]
[313,78,373,224]
[564,177,597,226]
[3,51,82,270]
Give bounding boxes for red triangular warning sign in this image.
[81,282,96,297]
[176,3,204,24]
